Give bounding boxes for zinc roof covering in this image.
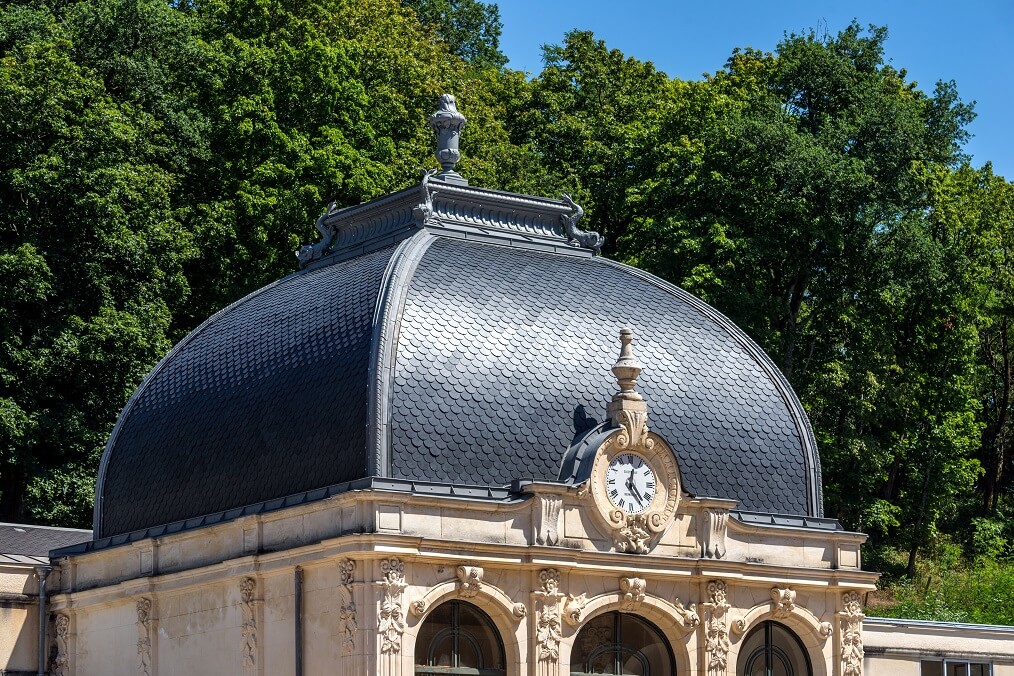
[0,522,91,558]
[94,183,822,540]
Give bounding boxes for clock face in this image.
[605,452,657,515]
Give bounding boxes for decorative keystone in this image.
[428,94,468,185]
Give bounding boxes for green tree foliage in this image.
[0,1,187,523]
[402,0,507,70]
[613,24,985,570]
[0,0,525,525]
[526,30,669,245]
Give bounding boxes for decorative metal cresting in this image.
[428,94,468,185]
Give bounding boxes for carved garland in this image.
[377,558,407,654]
[702,581,732,676]
[839,591,865,676]
[533,569,564,661]
[52,613,70,676]
[338,559,357,657]
[136,597,153,676]
[239,577,257,671]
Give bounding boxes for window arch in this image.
[414,600,506,675]
[570,611,674,675]
[738,621,812,676]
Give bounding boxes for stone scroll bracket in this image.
[701,508,729,559]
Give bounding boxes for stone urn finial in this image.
[428,93,468,185]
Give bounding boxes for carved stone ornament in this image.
[338,559,357,657]
[413,168,438,225]
[589,329,681,554]
[839,591,865,676]
[620,577,646,611]
[701,508,729,559]
[771,586,797,618]
[512,603,528,619]
[296,201,339,267]
[535,494,562,546]
[673,598,700,631]
[377,558,407,654]
[560,193,605,253]
[52,613,70,676]
[457,565,483,598]
[136,597,153,676]
[533,569,565,662]
[240,577,257,671]
[563,593,588,627]
[428,94,467,183]
[702,581,732,676]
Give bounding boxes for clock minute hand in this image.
[628,467,645,504]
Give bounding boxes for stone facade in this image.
[44,471,874,675]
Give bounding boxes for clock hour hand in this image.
[628,467,645,505]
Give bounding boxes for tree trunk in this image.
[907,462,934,578]
[0,466,28,523]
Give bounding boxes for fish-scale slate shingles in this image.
[99,246,397,538]
[390,237,813,516]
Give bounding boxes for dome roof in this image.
[94,179,823,539]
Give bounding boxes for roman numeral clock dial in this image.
[605,452,657,515]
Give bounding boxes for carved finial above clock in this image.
[611,327,642,400]
[608,328,650,449]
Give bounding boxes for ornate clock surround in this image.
[587,328,682,554]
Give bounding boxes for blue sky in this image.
[497,0,1013,179]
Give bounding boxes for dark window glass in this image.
[737,621,811,676]
[415,601,505,675]
[924,660,992,676]
[570,612,674,675]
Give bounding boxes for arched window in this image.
[570,612,674,675]
[415,600,506,675]
[738,621,812,676]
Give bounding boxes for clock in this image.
[605,452,657,515]
[587,427,681,554]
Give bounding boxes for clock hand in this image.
[630,481,645,504]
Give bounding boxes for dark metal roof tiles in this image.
[96,228,821,539]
